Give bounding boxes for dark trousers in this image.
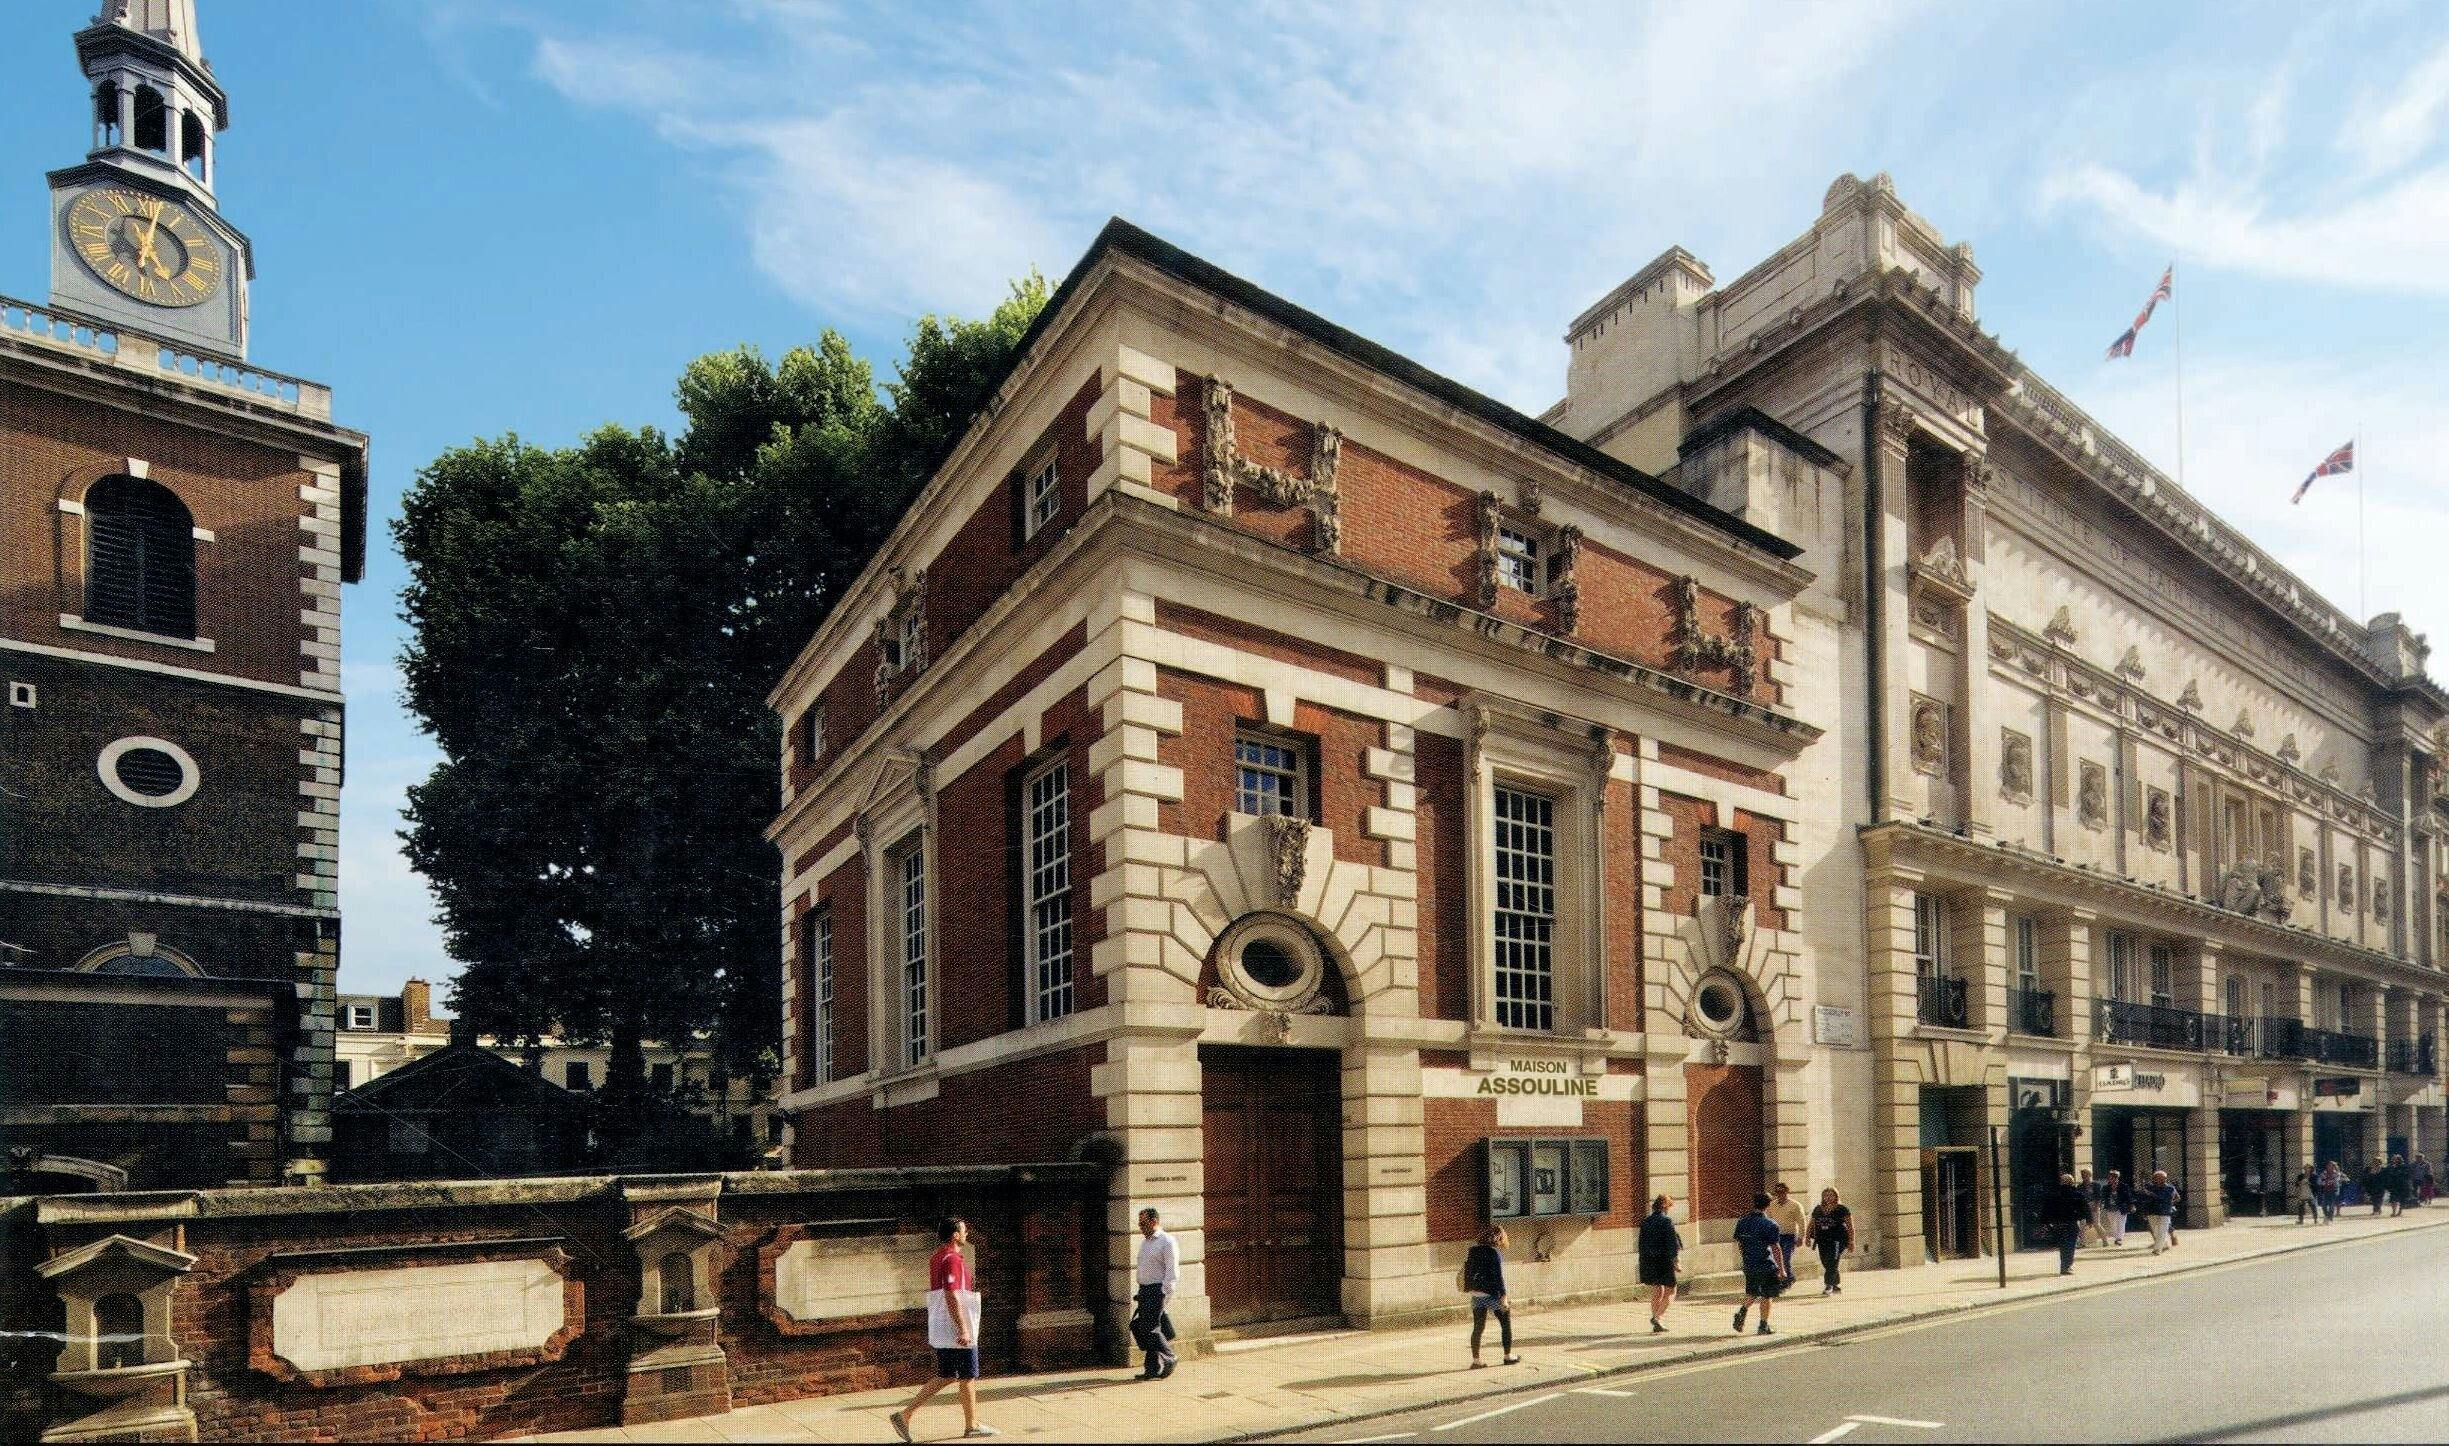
[1469,1300,1512,1355]
[1130,1285,1175,1374]
[1816,1238,1843,1290]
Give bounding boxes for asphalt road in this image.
[1283,1225,2449,1443]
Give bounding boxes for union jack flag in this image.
[2291,441,2354,504]
[2105,265,2175,359]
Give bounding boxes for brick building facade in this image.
[0,0,367,1190]
[768,221,1832,1346]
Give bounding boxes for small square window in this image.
[1235,733,1309,818]
[1496,524,1544,595]
[1025,455,1061,537]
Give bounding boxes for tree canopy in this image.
[396,276,1048,1098]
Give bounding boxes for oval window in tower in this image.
[96,735,199,808]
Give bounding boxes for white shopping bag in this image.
[926,1288,982,1348]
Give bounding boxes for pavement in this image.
[524,1204,2449,1444]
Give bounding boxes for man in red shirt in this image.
[890,1217,997,1440]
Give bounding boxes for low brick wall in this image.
[0,1164,1108,1442]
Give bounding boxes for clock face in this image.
[64,187,224,309]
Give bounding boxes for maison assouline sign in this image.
[1422,1057,1638,1127]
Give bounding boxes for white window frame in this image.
[1024,452,1061,538]
[898,838,929,1068]
[1235,732,1308,819]
[1495,523,1545,596]
[1913,894,1947,978]
[812,912,834,1085]
[1024,757,1074,1023]
[1463,700,1610,1039]
[1491,784,1558,1031]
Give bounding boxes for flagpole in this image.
[2171,258,2187,490]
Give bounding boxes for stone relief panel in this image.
[1999,729,2034,801]
[2077,760,2108,830]
[1910,694,1950,778]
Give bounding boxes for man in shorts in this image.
[891,1217,998,1441]
[1730,1193,1786,1336]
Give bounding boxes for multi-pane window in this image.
[1235,734,1307,818]
[1699,829,1747,899]
[811,912,834,1085]
[1026,455,1061,536]
[2105,932,2134,1002]
[1912,894,1947,978]
[1026,760,1074,1022]
[2148,943,2173,1009]
[1491,786,1557,1031]
[1495,525,1544,594]
[2014,916,2040,992]
[900,843,929,1067]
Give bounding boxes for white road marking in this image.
[1573,1386,1640,1397]
[1430,1393,1565,1432]
[1807,1425,1860,1445]
[1847,1415,1944,1429]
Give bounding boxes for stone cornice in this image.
[1863,820,2440,993]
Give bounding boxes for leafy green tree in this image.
[395,276,1048,1103]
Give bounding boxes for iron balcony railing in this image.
[2386,1035,2438,1076]
[2301,1027,2380,1070]
[2010,986,2058,1037]
[1917,974,1970,1029]
[2094,998,2217,1052]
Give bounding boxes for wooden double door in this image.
[1200,1045,1343,1328]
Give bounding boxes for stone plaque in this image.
[270,1258,566,1372]
[772,1232,941,1323]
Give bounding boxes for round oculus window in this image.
[96,735,199,808]
[1694,974,1746,1034]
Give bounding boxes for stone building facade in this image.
[1546,172,2449,1261]
[0,1,367,1190]
[776,175,2449,1343]
[769,220,1843,1349]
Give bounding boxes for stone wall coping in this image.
[29,1163,1105,1227]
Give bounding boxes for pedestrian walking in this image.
[2318,1160,2343,1223]
[1730,1194,1785,1337]
[2040,1172,2090,1275]
[2098,1169,2133,1246]
[1766,1182,1806,1283]
[2137,1170,2181,1255]
[1129,1207,1179,1381]
[890,1217,997,1442]
[1804,1187,1853,1295]
[2076,1169,2106,1247]
[1638,1195,1682,1333]
[2413,1153,2435,1206]
[1460,1225,1518,1367]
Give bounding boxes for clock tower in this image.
[47,0,252,358]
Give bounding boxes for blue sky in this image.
[4,1,2443,1001]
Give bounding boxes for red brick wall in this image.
[3,1168,1105,1443]
[1148,380,1784,706]
[791,1046,1103,1169]
[1422,1096,1638,1246]
[1155,669,1381,867]
[1414,732,1469,1022]
[1,387,321,690]
[1685,1062,1764,1222]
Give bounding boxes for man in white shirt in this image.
[1131,1207,1180,1380]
